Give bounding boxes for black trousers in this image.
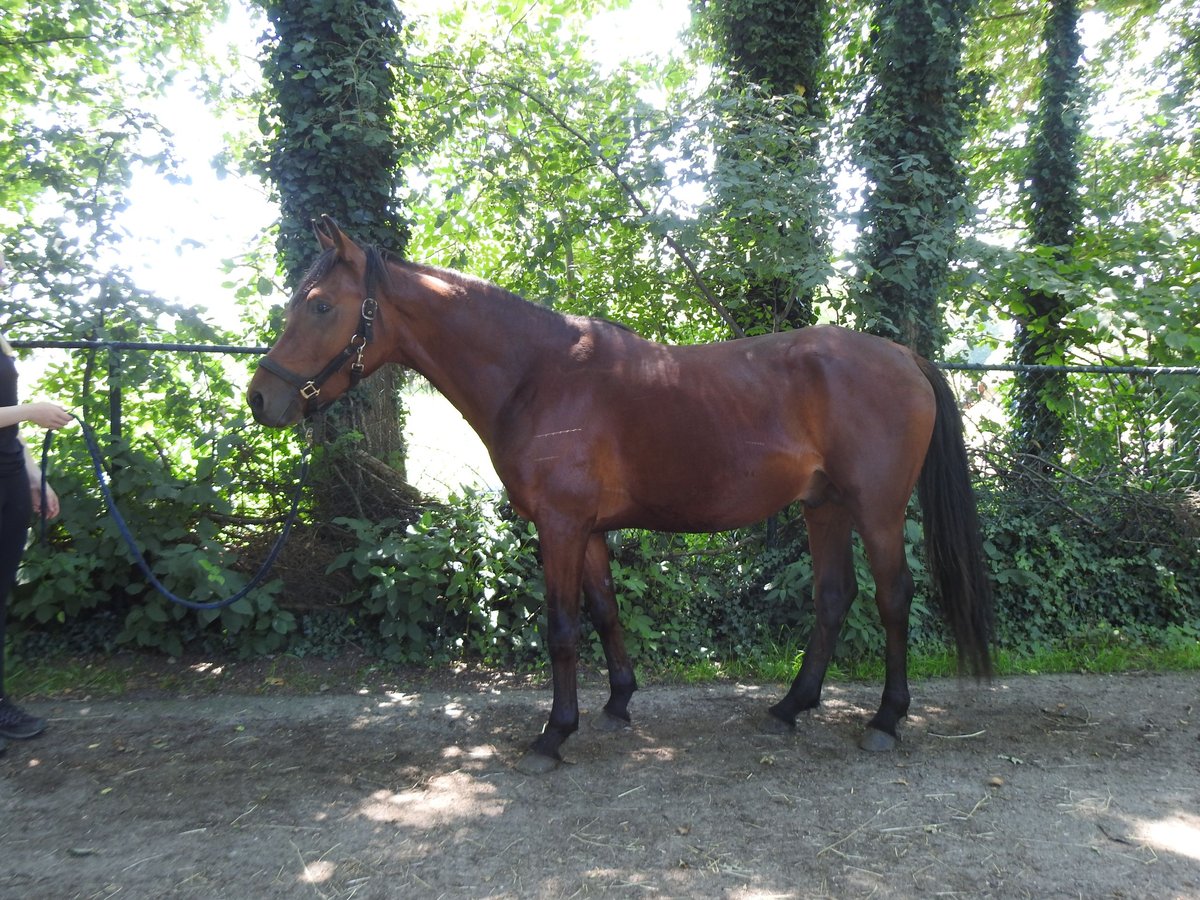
[0,466,32,695]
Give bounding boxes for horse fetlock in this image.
[763,701,804,734]
[602,696,632,720]
[529,726,570,760]
[880,690,911,720]
[605,677,636,714]
[594,709,632,733]
[761,711,796,735]
[609,671,638,696]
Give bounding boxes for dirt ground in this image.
[2,660,1198,899]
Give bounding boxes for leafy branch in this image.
[444,67,746,337]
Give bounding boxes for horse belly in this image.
[605,445,815,533]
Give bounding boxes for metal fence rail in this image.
[10,339,267,443]
[11,340,268,354]
[941,363,1200,491]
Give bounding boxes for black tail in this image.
[915,358,994,677]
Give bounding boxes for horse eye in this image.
[312,300,331,314]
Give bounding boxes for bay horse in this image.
[248,216,993,774]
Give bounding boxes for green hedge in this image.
[11,472,1198,672]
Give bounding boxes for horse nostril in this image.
[248,390,264,413]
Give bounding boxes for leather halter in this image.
[257,296,378,417]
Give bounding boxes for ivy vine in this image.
[253,0,412,282]
[850,0,981,358]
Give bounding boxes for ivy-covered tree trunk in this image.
[255,0,415,515]
[851,0,977,358]
[1012,0,1084,463]
[701,0,832,336]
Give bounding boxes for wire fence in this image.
[942,363,1200,493]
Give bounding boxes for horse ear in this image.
[312,214,365,266]
[313,215,342,252]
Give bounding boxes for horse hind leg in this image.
[858,519,915,752]
[767,504,856,730]
[582,533,638,730]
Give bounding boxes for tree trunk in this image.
[255,0,416,517]
[851,0,977,359]
[1013,0,1084,465]
[703,0,831,336]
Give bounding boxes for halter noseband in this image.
[257,295,379,417]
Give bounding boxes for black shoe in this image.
[0,699,47,739]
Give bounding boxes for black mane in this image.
[295,243,636,337]
[289,244,393,307]
[288,248,337,308]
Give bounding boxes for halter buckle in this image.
[299,381,321,401]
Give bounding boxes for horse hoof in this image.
[761,713,795,735]
[859,727,898,752]
[515,750,562,775]
[593,710,631,733]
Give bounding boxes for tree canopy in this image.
[4,0,1197,364]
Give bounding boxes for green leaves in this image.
[847,0,976,357]
[326,493,545,664]
[1,0,227,335]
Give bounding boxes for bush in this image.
[326,490,545,665]
[980,480,1200,654]
[13,444,1197,676]
[13,433,297,659]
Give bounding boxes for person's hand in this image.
[24,402,71,430]
[31,480,60,519]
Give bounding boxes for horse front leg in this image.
[517,522,589,775]
[582,533,637,729]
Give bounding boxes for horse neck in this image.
[381,263,566,443]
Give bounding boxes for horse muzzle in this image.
[247,376,304,428]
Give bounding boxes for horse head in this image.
[248,216,385,426]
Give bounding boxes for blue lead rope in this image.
[41,414,310,611]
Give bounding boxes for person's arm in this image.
[0,401,71,430]
[2,400,69,519]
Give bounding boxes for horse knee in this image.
[545,611,581,657]
[813,578,857,629]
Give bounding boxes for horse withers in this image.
[248,216,993,774]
